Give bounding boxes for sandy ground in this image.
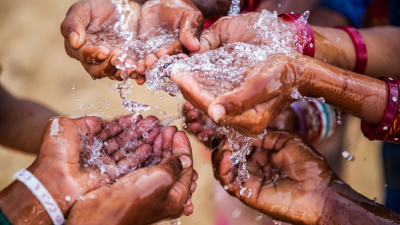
[0,0,386,224]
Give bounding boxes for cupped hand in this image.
[66,131,196,225]
[140,0,204,69]
[212,129,334,225]
[173,53,309,137]
[182,101,298,148]
[196,12,263,54]
[61,0,140,80]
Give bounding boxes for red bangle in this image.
[335,26,368,74]
[278,13,315,58]
[361,77,400,143]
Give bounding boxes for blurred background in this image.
[0,0,396,224]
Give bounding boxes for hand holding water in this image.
[140,0,204,69]
[61,0,141,81]
[66,131,196,225]
[212,129,334,224]
[173,54,309,137]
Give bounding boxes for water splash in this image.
[145,10,311,196]
[228,0,241,16]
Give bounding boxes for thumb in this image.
[179,6,203,52]
[60,1,91,49]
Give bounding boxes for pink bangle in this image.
[361,77,399,142]
[278,13,315,58]
[335,26,368,74]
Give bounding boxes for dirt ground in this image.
[0,0,386,224]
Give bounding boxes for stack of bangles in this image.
[362,77,400,144]
[290,100,337,144]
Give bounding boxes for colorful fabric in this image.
[0,209,11,225]
[320,0,373,27]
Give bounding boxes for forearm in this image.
[312,26,400,78]
[318,181,400,225]
[0,181,52,225]
[0,86,58,154]
[300,58,387,126]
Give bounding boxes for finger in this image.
[135,76,147,85]
[156,40,184,58]
[72,116,103,136]
[181,198,194,216]
[178,7,203,52]
[171,73,215,113]
[171,131,192,157]
[188,122,203,133]
[147,133,163,165]
[135,115,160,136]
[184,101,194,111]
[110,140,145,161]
[162,126,178,158]
[117,144,153,174]
[136,60,146,75]
[143,126,162,144]
[60,1,91,49]
[98,155,120,181]
[83,53,120,80]
[221,97,284,137]
[96,114,140,141]
[82,45,111,64]
[192,170,198,181]
[197,23,222,54]
[207,75,275,123]
[145,54,159,68]
[186,109,200,122]
[190,181,197,194]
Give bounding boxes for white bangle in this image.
[13,169,65,225]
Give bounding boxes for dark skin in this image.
[61,0,204,82]
[0,115,196,224]
[174,53,387,137]
[66,131,195,225]
[0,85,58,154]
[196,12,400,78]
[212,129,400,224]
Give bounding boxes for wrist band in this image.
[13,169,65,225]
[0,209,11,225]
[278,12,315,58]
[361,77,400,143]
[335,26,368,74]
[291,99,336,144]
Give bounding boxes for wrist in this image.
[318,179,400,225]
[27,161,79,215]
[312,26,355,71]
[0,179,52,225]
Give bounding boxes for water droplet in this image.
[239,187,252,198]
[77,97,80,100]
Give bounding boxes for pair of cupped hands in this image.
[61,0,315,138]
[1,115,196,225]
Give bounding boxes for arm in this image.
[0,85,58,154]
[313,26,400,78]
[318,181,400,225]
[300,57,387,126]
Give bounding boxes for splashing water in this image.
[146,10,311,197]
[228,0,241,16]
[90,0,179,115]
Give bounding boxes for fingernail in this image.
[179,155,192,169]
[209,104,226,122]
[96,52,107,60]
[69,32,79,48]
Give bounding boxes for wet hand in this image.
[61,0,140,80]
[66,131,196,225]
[212,129,334,224]
[140,0,204,68]
[173,54,309,137]
[196,12,263,54]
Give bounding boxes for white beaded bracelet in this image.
[13,169,65,225]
